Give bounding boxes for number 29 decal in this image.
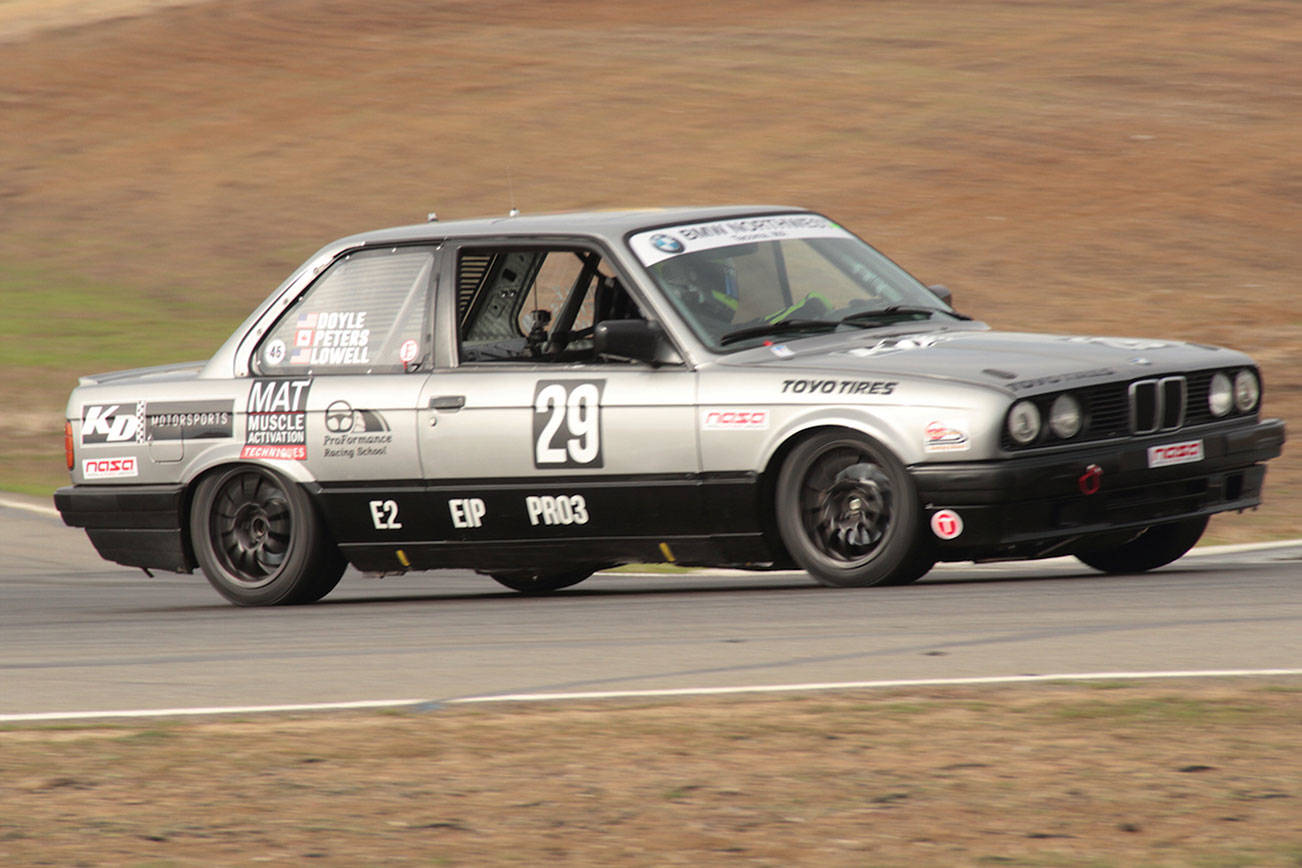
[533,380,604,468]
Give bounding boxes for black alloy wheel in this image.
[191,466,345,606]
[776,430,930,587]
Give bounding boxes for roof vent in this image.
[426,212,438,223]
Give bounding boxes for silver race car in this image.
[55,207,1286,605]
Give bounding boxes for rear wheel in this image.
[1074,515,1208,574]
[190,466,346,606]
[775,430,927,587]
[489,566,600,594]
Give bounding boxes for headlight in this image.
[1048,394,1083,439]
[1208,372,1233,417]
[1007,400,1042,445]
[1234,369,1260,413]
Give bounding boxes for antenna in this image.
[507,167,518,217]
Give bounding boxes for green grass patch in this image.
[0,262,230,374]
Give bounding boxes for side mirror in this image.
[594,319,676,366]
[928,284,953,306]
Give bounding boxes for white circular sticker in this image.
[930,509,964,540]
[264,339,286,365]
[399,339,419,363]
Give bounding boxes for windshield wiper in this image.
[719,318,839,346]
[839,305,971,327]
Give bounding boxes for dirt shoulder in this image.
[3,681,1299,866]
[0,0,209,42]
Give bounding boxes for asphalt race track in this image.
[2,497,1299,719]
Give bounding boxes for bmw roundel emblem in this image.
[650,233,685,254]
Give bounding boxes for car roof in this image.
[334,205,807,248]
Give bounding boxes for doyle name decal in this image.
[286,310,372,366]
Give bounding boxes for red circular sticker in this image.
[930,509,964,540]
[399,339,419,363]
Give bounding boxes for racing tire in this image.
[190,466,346,606]
[1074,515,1208,574]
[775,430,926,588]
[489,566,599,594]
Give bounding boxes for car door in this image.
[413,240,702,566]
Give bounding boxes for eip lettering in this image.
[448,498,486,529]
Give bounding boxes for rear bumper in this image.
[910,417,1285,560]
[54,484,194,573]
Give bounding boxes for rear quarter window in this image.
[255,247,434,375]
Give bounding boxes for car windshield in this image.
[629,214,959,351]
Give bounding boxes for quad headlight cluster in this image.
[1005,367,1261,448]
[1208,369,1260,417]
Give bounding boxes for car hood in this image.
[726,326,1251,395]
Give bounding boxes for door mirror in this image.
[928,284,953,306]
[594,319,675,365]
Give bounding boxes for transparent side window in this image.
[457,247,641,363]
[255,247,434,375]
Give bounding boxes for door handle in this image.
[429,395,466,410]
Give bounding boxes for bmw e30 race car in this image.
[55,206,1286,605]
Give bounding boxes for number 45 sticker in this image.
[533,380,604,468]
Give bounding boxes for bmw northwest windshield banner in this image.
[629,214,853,266]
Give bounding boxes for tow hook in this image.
[1078,463,1103,495]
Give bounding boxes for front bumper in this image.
[910,417,1285,560]
[53,483,194,573]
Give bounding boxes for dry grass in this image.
[2,682,1300,866]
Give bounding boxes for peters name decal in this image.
[288,311,372,366]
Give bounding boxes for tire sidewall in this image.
[775,429,922,587]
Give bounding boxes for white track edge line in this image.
[5,670,1300,722]
[0,698,428,724]
[0,496,59,518]
[449,669,1302,705]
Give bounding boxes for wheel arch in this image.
[178,456,326,571]
[756,421,908,567]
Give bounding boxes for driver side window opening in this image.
[457,246,642,363]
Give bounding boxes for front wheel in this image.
[1074,515,1208,574]
[775,430,927,587]
[190,466,346,606]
